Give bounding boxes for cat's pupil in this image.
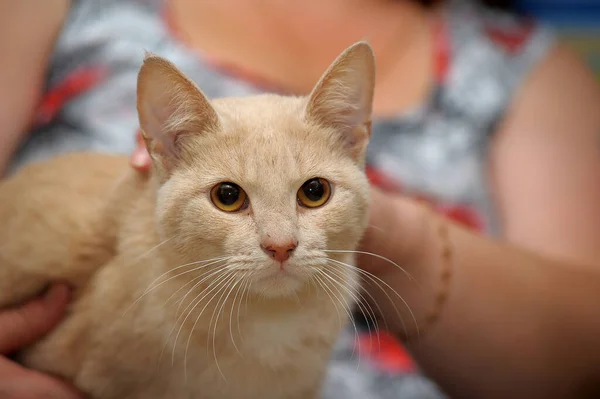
[217,183,240,205]
[302,179,324,201]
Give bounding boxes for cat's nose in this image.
[260,240,298,263]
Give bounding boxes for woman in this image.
[2,0,600,398]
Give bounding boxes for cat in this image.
[0,41,375,399]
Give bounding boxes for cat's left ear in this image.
[305,41,375,163]
[137,52,220,177]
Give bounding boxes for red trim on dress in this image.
[35,67,108,127]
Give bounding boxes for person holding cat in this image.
[0,284,84,398]
[2,0,600,398]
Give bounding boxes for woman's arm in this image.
[361,44,600,398]
[0,0,70,175]
[363,191,600,399]
[490,44,600,266]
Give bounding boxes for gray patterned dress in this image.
[11,0,555,397]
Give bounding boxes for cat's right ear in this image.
[305,41,375,164]
[136,53,219,176]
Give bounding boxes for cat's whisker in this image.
[161,262,231,310]
[367,224,385,234]
[123,257,228,317]
[317,271,366,372]
[160,267,222,310]
[324,265,382,353]
[146,256,230,293]
[207,274,239,354]
[229,272,249,357]
[290,287,302,304]
[317,267,360,305]
[237,277,252,346]
[129,237,173,267]
[327,258,418,342]
[360,276,411,340]
[323,249,417,284]
[244,277,252,315]
[174,264,231,316]
[324,264,382,326]
[307,273,321,300]
[353,279,389,332]
[327,257,410,335]
[311,273,345,342]
[314,269,361,368]
[208,274,244,381]
[172,267,234,320]
[167,270,234,368]
[332,259,413,337]
[185,272,238,383]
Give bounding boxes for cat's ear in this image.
[137,52,219,175]
[305,41,375,163]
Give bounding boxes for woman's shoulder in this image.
[48,0,255,99]
[21,0,256,173]
[442,0,556,64]
[435,0,557,123]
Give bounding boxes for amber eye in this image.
[297,178,331,208]
[210,182,248,212]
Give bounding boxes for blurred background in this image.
[517,0,600,78]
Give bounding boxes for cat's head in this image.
[137,42,375,298]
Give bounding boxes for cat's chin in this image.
[252,271,306,299]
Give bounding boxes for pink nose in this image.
[261,240,298,263]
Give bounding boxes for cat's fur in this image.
[0,42,375,399]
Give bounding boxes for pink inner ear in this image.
[142,99,181,158]
[305,44,375,161]
[137,55,220,165]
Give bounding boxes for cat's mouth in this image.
[256,268,299,283]
[250,265,308,297]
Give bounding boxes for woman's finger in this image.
[0,284,70,354]
[0,358,85,398]
[130,130,152,172]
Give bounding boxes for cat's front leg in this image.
[73,328,168,399]
[0,226,115,308]
[293,388,321,399]
[0,258,51,308]
[0,253,108,309]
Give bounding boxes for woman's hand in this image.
[130,130,152,173]
[357,184,600,398]
[358,187,427,274]
[0,284,85,398]
[356,187,441,336]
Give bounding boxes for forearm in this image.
[0,0,71,176]
[363,195,600,398]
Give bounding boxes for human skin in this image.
[0,284,85,398]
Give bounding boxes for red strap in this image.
[432,17,451,84]
[35,66,108,127]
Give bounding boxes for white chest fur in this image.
[161,290,350,399]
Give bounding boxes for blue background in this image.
[515,0,600,76]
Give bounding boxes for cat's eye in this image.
[210,182,249,212]
[297,178,331,208]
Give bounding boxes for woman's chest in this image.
[367,118,497,233]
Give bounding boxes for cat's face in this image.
[137,43,375,298]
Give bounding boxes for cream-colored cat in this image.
[0,42,374,399]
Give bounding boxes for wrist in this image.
[359,191,449,339]
[359,190,429,273]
